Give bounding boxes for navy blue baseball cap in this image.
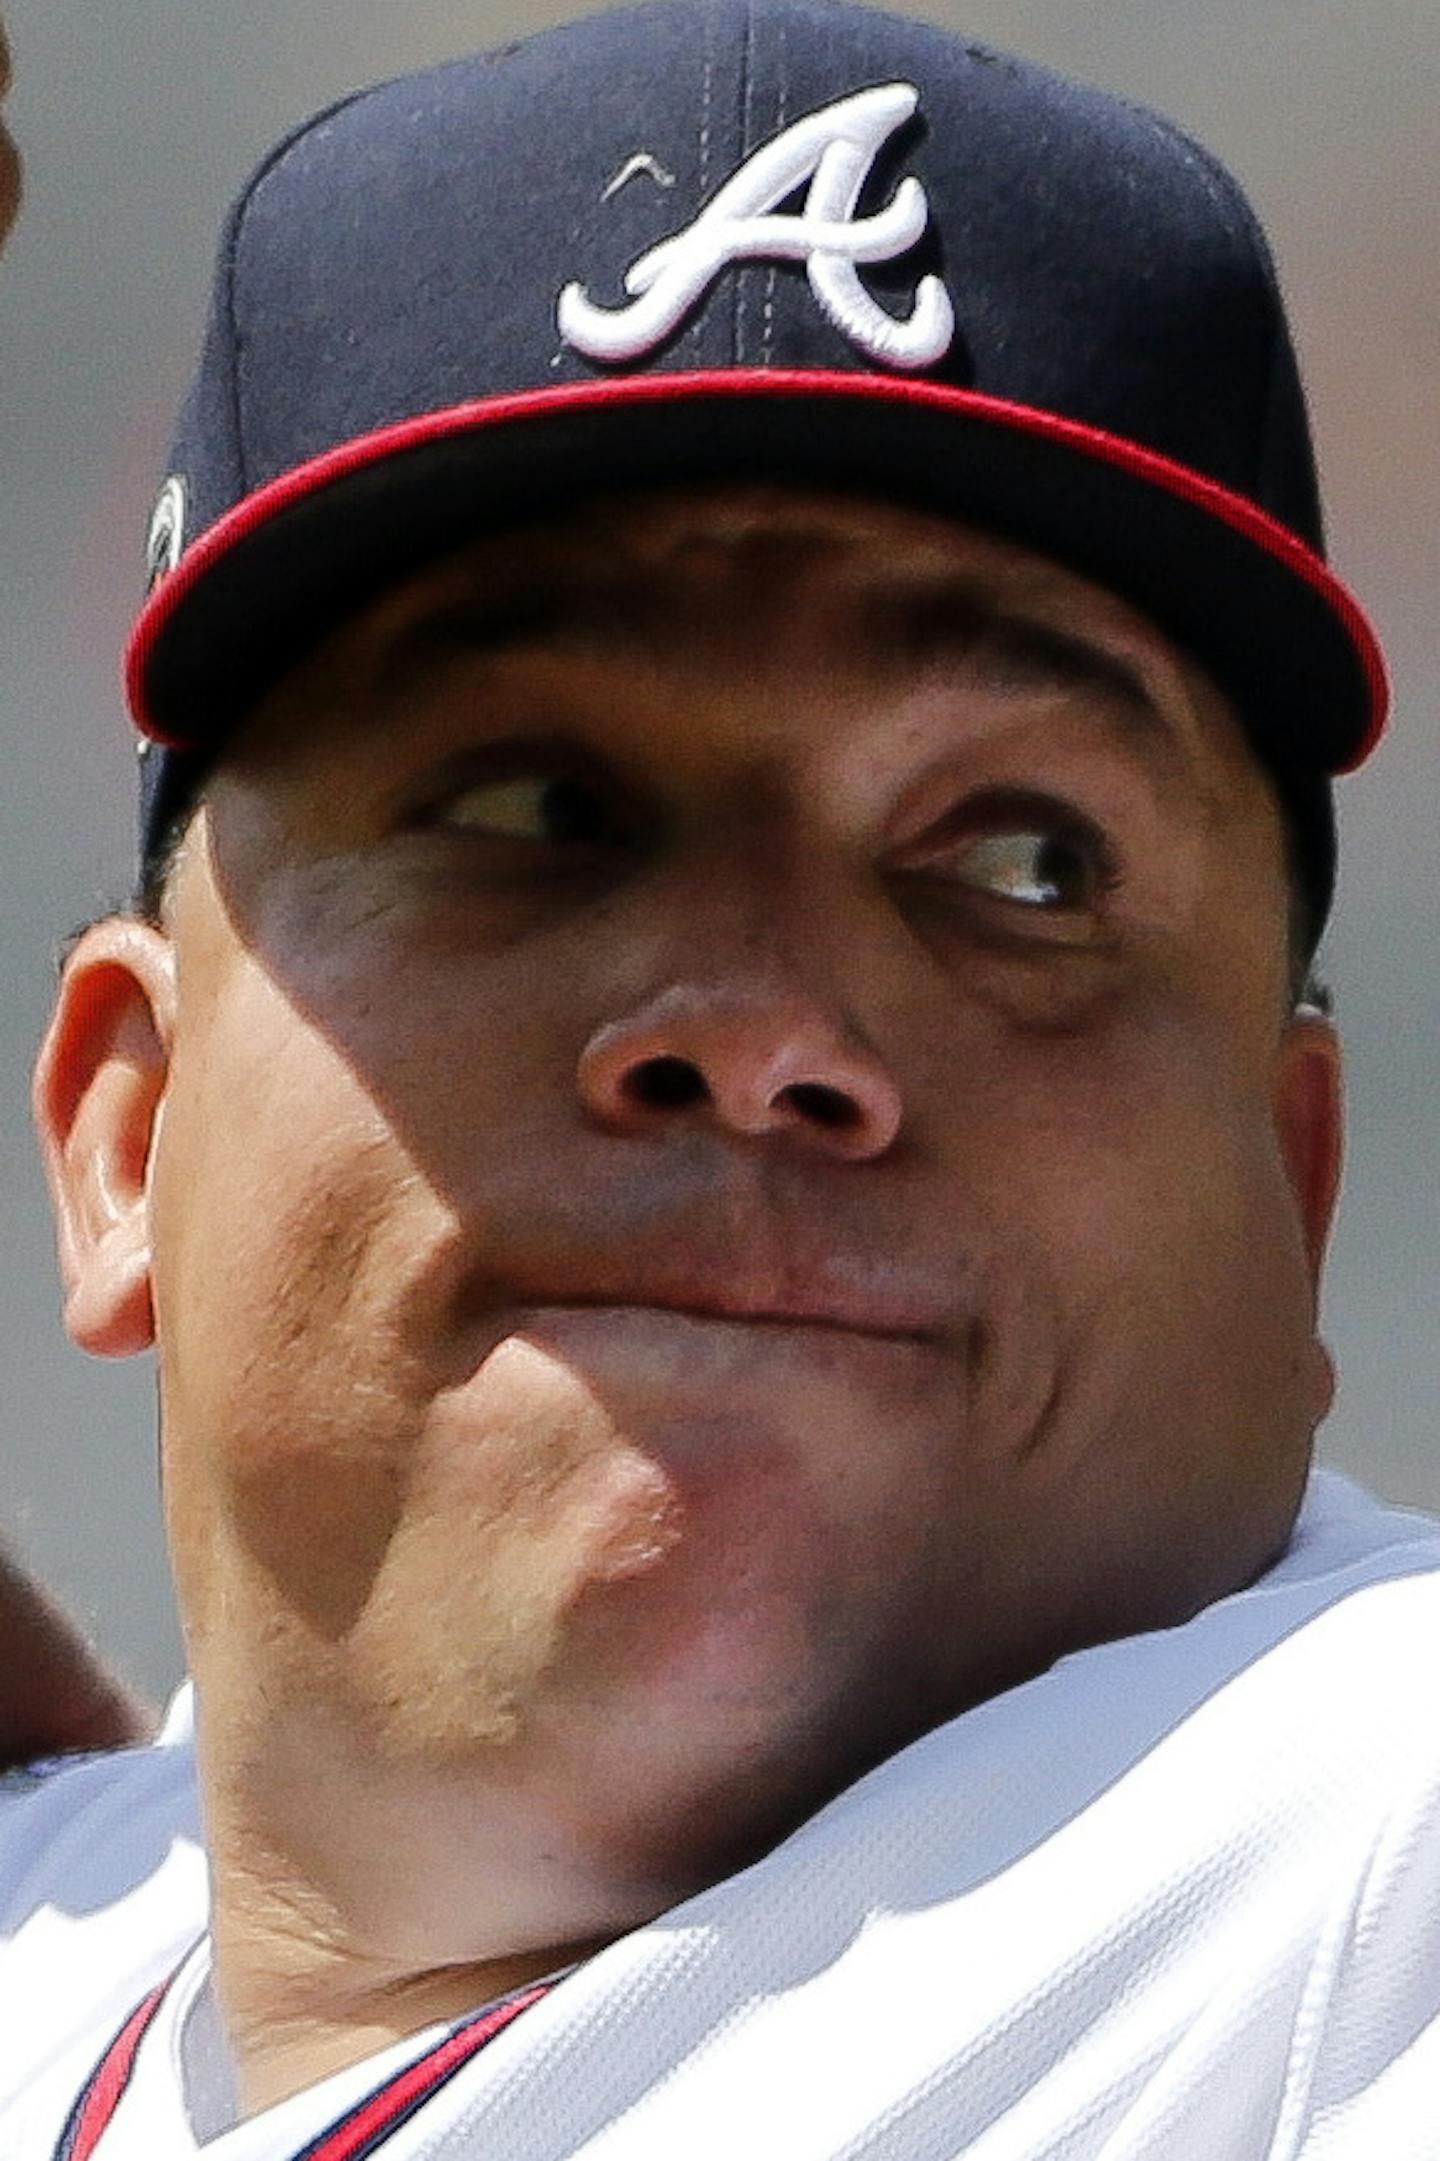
[129,0,1387,938]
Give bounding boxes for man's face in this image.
[0,17,20,248]
[53,487,1341,1910]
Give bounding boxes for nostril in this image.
[627,1055,711,1110]
[781,1081,862,1130]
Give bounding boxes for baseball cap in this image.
[129,0,1387,942]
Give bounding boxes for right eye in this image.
[432,774,622,846]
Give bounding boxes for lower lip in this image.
[524,1288,932,1326]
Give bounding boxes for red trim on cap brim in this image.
[126,368,1389,771]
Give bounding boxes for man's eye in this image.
[434,775,617,845]
[952,827,1108,910]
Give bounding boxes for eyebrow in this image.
[372,567,1169,739]
[857,580,1164,729]
[372,582,641,705]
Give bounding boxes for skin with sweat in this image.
[36,487,1342,2117]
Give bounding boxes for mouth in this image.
[483,1255,956,1348]
[458,1205,965,1352]
[516,1292,938,1344]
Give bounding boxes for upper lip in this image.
[485,1246,956,1343]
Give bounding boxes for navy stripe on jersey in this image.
[53,1970,554,2161]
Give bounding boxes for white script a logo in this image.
[557,84,955,372]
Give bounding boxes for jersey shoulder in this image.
[0,1686,206,2116]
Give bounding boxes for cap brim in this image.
[128,369,1387,777]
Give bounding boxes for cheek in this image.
[963,988,1314,1437]
[145,953,708,1711]
[257,876,587,1188]
[913,987,1319,1636]
[964,964,1270,1202]
[149,963,478,1643]
[339,1340,686,1758]
[153,982,425,1382]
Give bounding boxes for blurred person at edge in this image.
[0,13,153,1767]
[0,16,17,241]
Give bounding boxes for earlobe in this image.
[32,920,178,1359]
[1273,1009,1345,1287]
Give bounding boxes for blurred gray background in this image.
[1,0,1435,1702]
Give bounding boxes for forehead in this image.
[356,484,1194,662]
[232,482,1243,772]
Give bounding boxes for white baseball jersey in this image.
[6,1466,1440,2159]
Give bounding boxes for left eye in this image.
[951,827,1105,909]
[434,775,618,844]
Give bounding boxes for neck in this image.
[212,1903,607,2120]
[199,1713,656,2121]
[208,1808,622,2118]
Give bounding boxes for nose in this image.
[576,985,904,1161]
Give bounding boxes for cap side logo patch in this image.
[558,84,954,372]
[144,475,188,595]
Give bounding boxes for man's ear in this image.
[33,918,177,1358]
[1273,1006,1345,1288]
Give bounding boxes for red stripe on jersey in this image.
[53,1986,167,2161]
[293,1983,554,2161]
[54,1971,555,2161]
